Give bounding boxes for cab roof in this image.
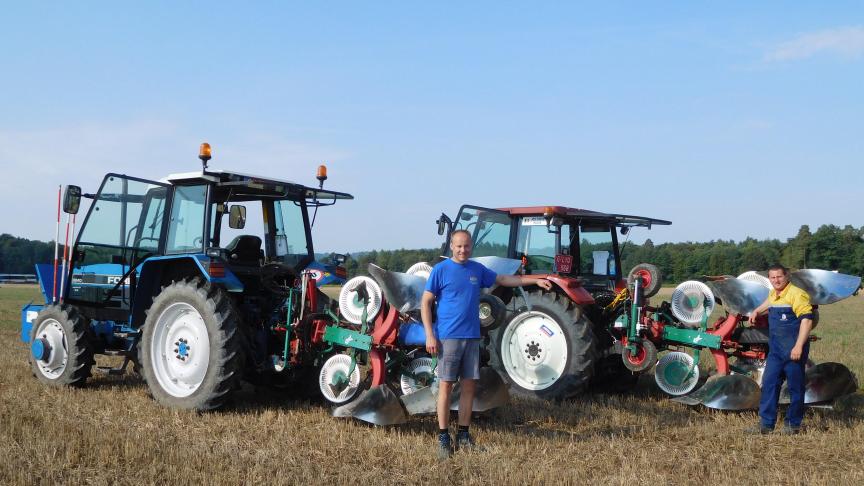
[496,206,671,228]
[161,169,353,202]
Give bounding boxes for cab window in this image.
[166,185,207,254]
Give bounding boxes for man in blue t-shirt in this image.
[421,229,552,459]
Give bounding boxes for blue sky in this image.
[1,2,862,253]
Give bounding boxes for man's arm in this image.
[747,299,771,323]
[790,318,812,361]
[421,290,438,355]
[496,274,553,291]
[790,289,814,361]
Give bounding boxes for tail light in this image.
[208,260,225,278]
[334,266,347,279]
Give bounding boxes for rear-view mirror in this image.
[63,185,82,214]
[436,213,452,236]
[229,205,246,229]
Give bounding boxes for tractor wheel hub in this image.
[31,338,51,362]
[524,341,544,361]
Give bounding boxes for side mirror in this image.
[436,213,453,236]
[63,185,82,214]
[620,226,630,235]
[229,205,247,229]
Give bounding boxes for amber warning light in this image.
[543,206,555,225]
[199,142,212,169]
[316,165,328,188]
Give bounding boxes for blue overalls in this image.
[759,284,813,429]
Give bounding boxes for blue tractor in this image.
[22,144,352,410]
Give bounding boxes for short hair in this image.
[767,264,788,275]
[450,229,472,241]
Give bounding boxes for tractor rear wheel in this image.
[29,304,93,387]
[139,278,243,410]
[489,290,598,400]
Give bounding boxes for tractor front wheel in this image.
[29,304,93,387]
[489,290,598,400]
[139,278,243,410]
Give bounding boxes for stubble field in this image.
[1,285,863,485]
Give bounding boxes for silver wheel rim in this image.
[150,302,211,398]
[479,302,492,320]
[501,311,568,391]
[34,318,68,379]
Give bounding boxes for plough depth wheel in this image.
[621,339,657,372]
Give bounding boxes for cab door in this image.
[448,205,514,258]
[67,174,170,312]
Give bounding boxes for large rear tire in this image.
[489,290,598,400]
[139,278,243,410]
[29,304,93,387]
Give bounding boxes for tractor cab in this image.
[63,153,352,325]
[438,205,670,292]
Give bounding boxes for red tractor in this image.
[435,205,670,400]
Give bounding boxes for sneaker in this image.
[437,434,454,460]
[780,424,801,435]
[455,432,479,452]
[745,424,773,435]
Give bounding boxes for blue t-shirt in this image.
[424,259,497,339]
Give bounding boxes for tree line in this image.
[3,224,862,282]
[340,224,863,282]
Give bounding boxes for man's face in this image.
[768,269,789,291]
[450,232,473,263]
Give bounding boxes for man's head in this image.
[449,230,473,263]
[767,264,789,292]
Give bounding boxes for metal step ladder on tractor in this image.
[316,257,521,425]
[614,266,860,410]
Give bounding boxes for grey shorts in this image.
[437,338,481,382]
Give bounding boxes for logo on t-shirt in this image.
[469,276,478,285]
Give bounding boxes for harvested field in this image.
[2,285,863,485]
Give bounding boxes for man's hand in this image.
[790,344,803,361]
[748,311,758,324]
[426,335,439,355]
[536,278,553,291]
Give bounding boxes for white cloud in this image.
[765,26,864,62]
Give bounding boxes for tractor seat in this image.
[732,327,769,344]
[225,235,263,265]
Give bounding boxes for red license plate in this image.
[555,254,573,273]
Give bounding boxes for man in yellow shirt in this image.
[747,264,814,434]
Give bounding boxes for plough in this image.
[612,267,861,410]
[317,256,522,425]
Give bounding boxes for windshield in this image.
[516,218,571,274]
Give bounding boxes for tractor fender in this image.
[544,275,595,305]
[130,255,243,328]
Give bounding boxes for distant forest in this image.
[2,224,862,283]
[340,225,864,282]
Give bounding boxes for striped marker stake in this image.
[52,185,61,304]
[59,212,75,304]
